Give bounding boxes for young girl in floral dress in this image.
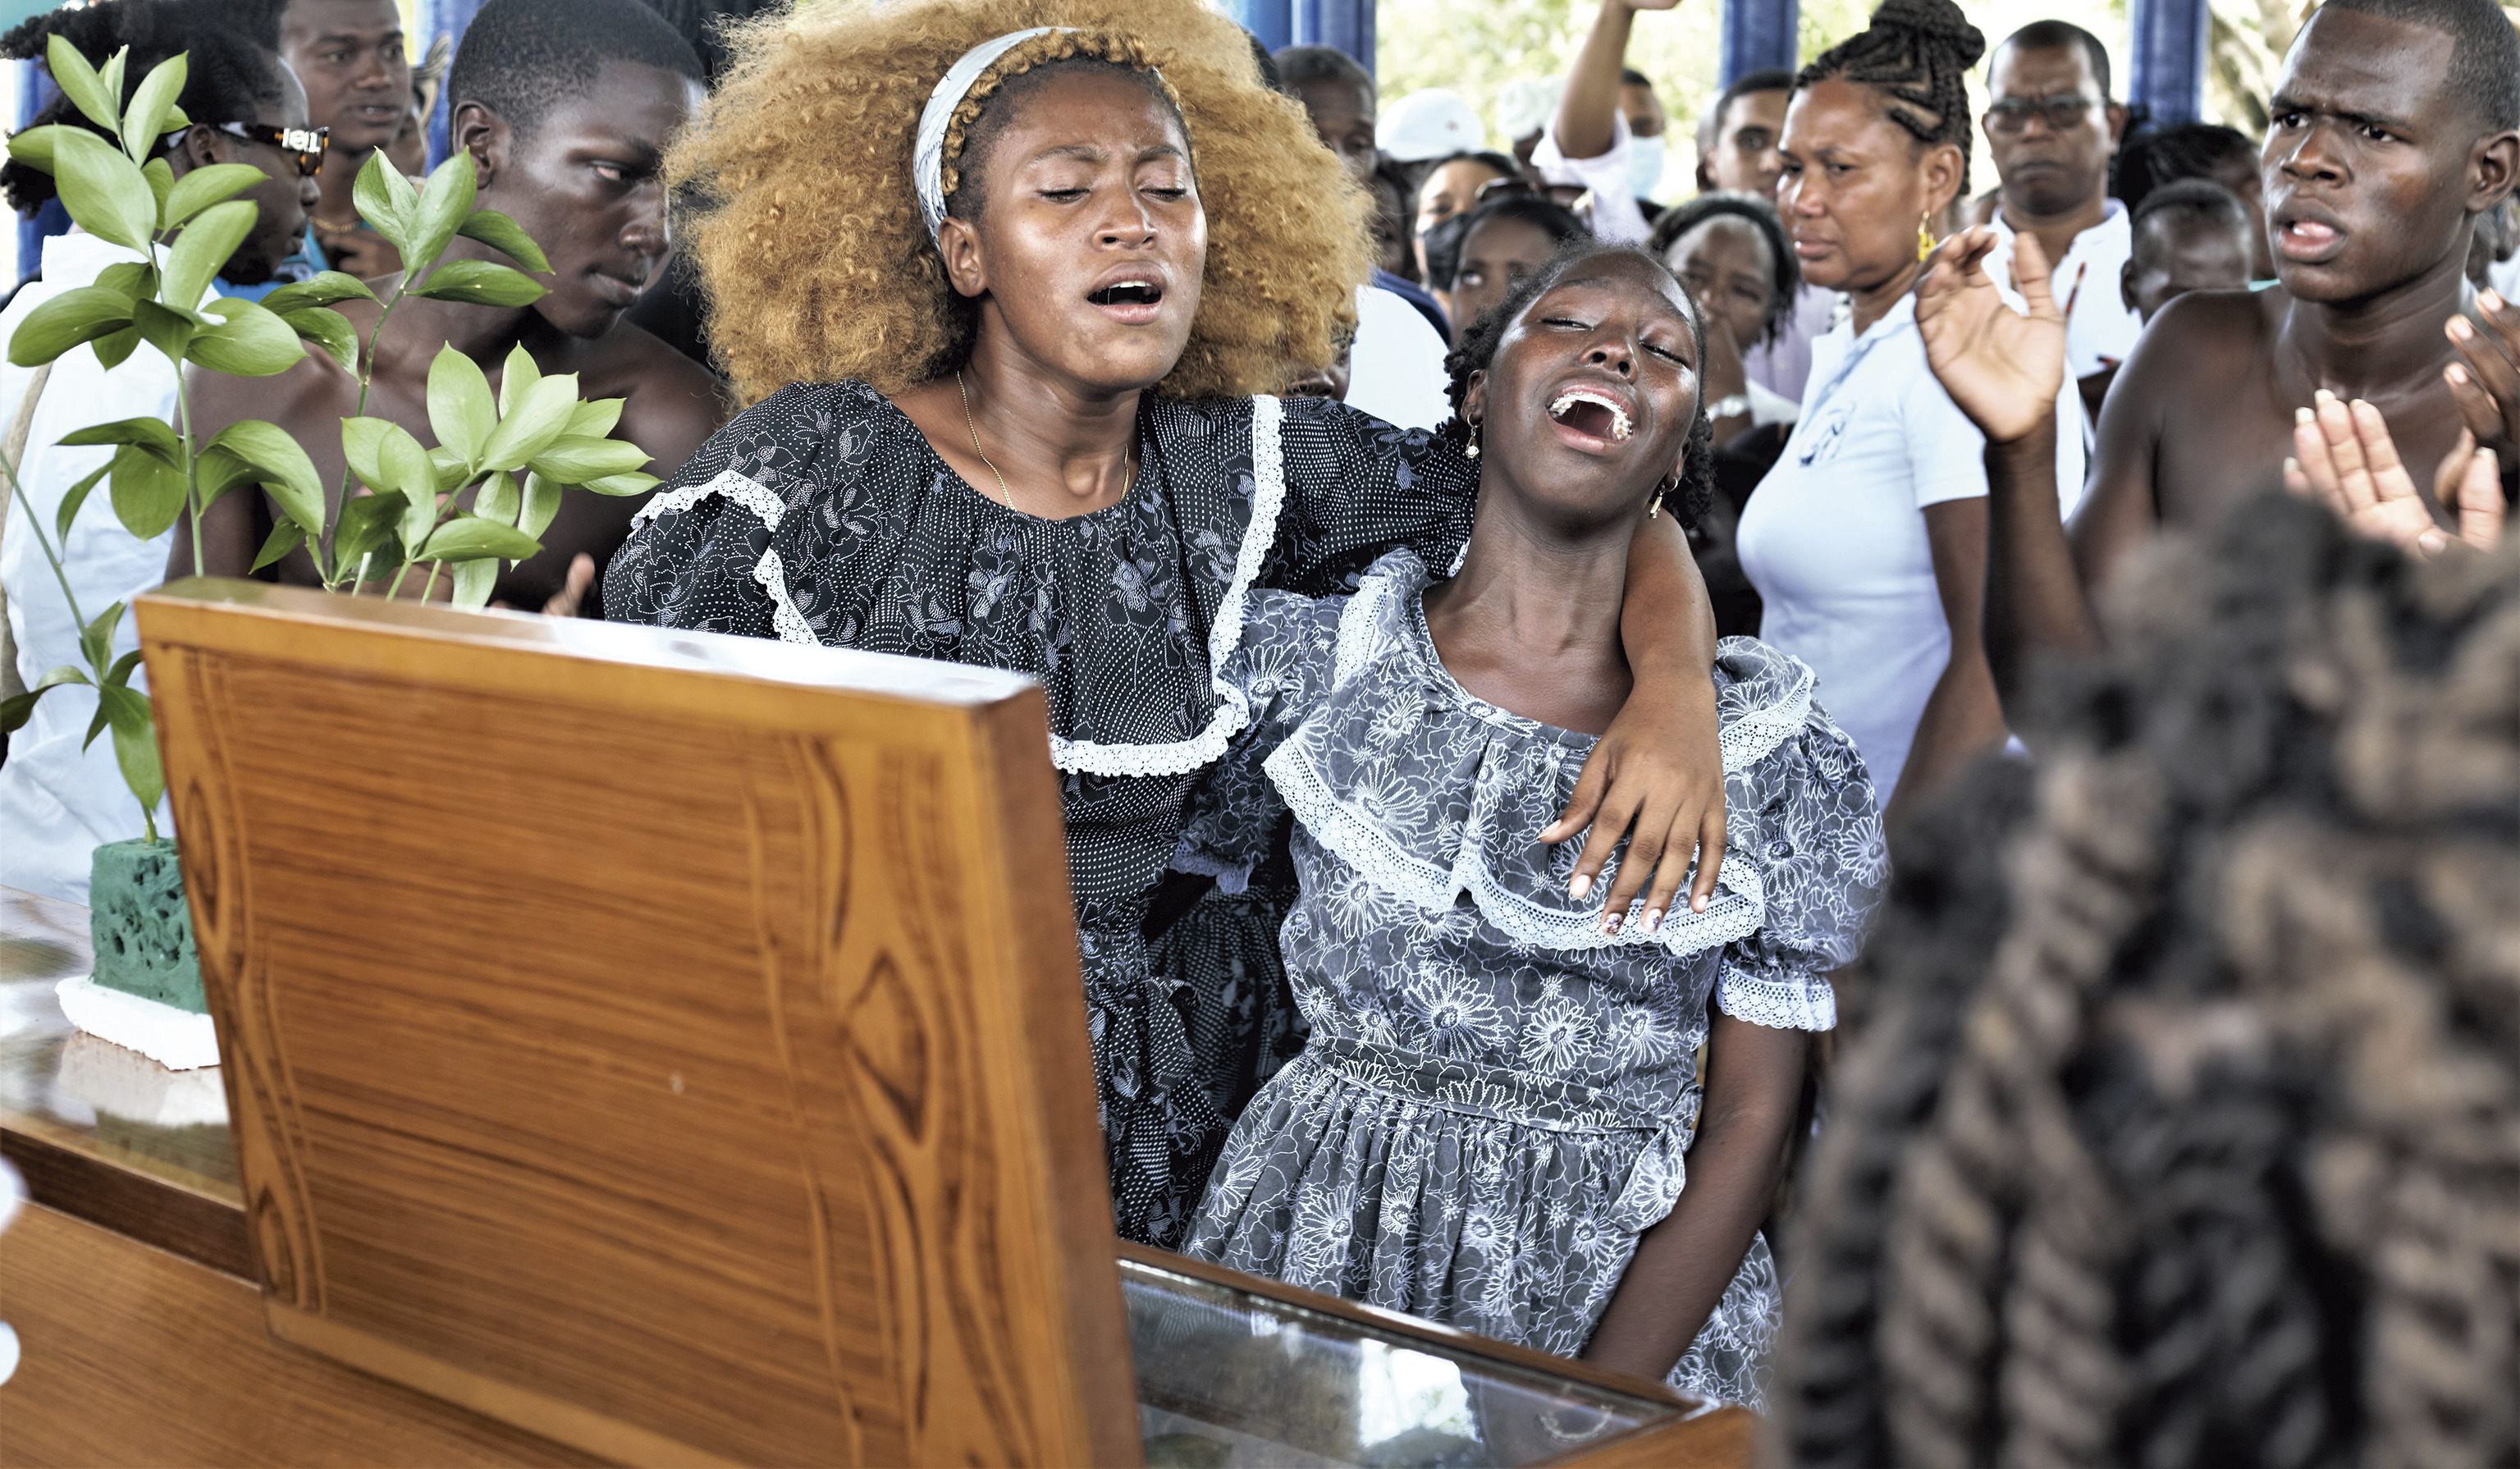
[1175,244,1887,1416]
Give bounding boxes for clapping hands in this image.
[1914,226,2065,444]
[2284,391,2504,558]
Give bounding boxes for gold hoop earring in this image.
[1918,213,1936,263]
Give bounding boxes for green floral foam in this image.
[88,839,205,1013]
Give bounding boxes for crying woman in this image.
[1169,243,1887,1414]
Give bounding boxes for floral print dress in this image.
[603,382,1476,1248]
[1176,551,1887,1409]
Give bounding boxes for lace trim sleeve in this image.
[1714,957,1837,1032]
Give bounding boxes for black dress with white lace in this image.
[1174,551,1887,1409]
[603,382,1475,1247]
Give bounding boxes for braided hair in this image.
[1,0,288,213]
[1795,0,1987,183]
[1772,493,2520,1467]
[1442,240,1716,530]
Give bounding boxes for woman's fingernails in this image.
[2449,316,2475,341]
[2417,530,2447,554]
[1644,909,1663,933]
[2284,455,2302,474]
[1694,894,1709,913]
[1603,913,1622,936]
[2314,388,2337,405]
[2448,363,2471,386]
[2483,290,2506,314]
[1569,875,1592,901]
[2295,406,2315,425]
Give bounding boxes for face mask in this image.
[1626,135,1667,201]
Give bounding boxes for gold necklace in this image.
[955,369,1135,511]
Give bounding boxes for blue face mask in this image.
[1626,135,1667,201]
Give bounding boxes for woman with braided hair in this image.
[603,0,1733,1248]
[1737,0,2084,823]
[1771,492,2519,1467]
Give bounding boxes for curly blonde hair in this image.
[670,0,1376,405]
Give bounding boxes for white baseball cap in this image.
[1377,89,1486,162]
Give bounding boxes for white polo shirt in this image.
[1736,293,2087,808]
[1983,199,2142,382]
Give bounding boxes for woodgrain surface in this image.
[134,579,1140,1468]
[0,1203,600,1467]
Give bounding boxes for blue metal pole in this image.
[1225,0,1293,53]
[16,62,57,287]
[2127,0,2208,126]
[1293,0,1374,79]
[1719,0,1799,89]
[419,0,488,169]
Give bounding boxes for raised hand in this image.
[2445,289,2520,463]
[1914,226,2065,444]
[2284,390,2505,557]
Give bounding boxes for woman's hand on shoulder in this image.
[1915,226,2064,445]
[1542,677,1727,934]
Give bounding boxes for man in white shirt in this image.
[1977,21,2140,432]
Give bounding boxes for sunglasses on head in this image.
[163,121,331,177]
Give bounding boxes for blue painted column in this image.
[2127,0,2208,126]
[1226,0,1293,54]
[1293,0,1374,78]
[1719,0,1798,88]
[419,0,487,168]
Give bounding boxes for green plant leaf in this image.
[142,156,172,220]
[578,470,661,497]
[83,698,110,753]
[425,343,495,466]
[6,124,63,174]
[50,126,160,254]
[162,162,266,230]
[496,341,539,417]
[418,513,542,563]
[186,298,304,377]
[53,464,111,539]
[455,208,551,274]
[193,446,261,509]
[379,424,440,548]
[78,600,126,671]
[473,469,519,526]
[91,324,142,371]
[333,491,406,570]
[130,299,198,366]
[250,518,306,571]
[56,415,181,456]
[9,285,135,367]
[341,416,391,489]
[94,260,153,300]
[120,53,187,161]
[526,435,652,483]
[450,557,498,608]
[102,684,165,819]
[427,445,469,492]
[107,443,189,539]
[0,665,92,735]
[282,306,357,373]
[45,36,121,133]
[96,48,128,130]
[565,396,624,438]
[409,259,546,309]
[477,373,579,473]
[162,199,256,309]
[104,648,144,689]
[518,471,562,538]
[260,271,380,314]
[205,419,325,534]
[352,150,416,254]
[405,153,477,277]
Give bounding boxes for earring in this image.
[1918,213,1936,263]
[1647,476,1672,519]
[1465,421,1480,459]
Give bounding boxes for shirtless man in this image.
[181,0,727,616]
[1918,0,2519,702]
[280,0,410,278]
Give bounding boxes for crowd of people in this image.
[0,0,2513,1456]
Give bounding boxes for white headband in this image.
[913,26,1063,245]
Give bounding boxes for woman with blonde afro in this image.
[605,0,1732,1248]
